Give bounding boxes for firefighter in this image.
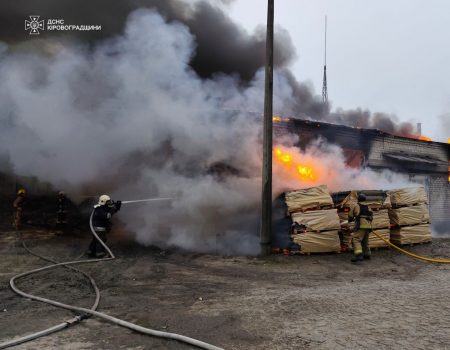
[56,191,68,231]
[349,193,373,263]
[13,188,26,230]
[87,194,121,258]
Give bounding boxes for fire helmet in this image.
[357,193,367,202]
[98,194,111,205]
[17,188,26,195]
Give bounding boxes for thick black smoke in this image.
[0,0,419,134]
[0,0,295,80]
[330,109,417,137]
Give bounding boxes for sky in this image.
[229,0,450,142]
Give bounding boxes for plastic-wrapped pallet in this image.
[285,185,334,213]
[292,231,341,253]
[340,191,358,209]
[371,209,390,230]
[388,187,428,207]
[291,209,341,233]
[369,229,390,248]
[367,210,391,248]
[387,187,432,245]
[390,224,432,245]
[388,204,430,226]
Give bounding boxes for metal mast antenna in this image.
[322,15,328,103]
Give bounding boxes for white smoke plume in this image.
[0,10,267,254]
[0,10,415,254]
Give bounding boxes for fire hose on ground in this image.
[370,229,450,263]
[0,198,224,350]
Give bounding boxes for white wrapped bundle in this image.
[382,195,392,209]
[390,224,432,245]
[388,204,430,226]
[292,231,341,253]
[371,209,390,229]
[291,209,341,233]
[388,187,428,207]
[285,185,333,213]
[340,191,358,209]
[369,229,390,248]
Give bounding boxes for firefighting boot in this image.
[351,254,364,263]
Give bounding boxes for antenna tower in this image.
[322,16,328,103]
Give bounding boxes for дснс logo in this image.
[25,16,44,35]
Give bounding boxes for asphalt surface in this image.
[1,228,450,349]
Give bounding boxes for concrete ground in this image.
[1,228,450,350]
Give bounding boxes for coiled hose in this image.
[0,234,101,349]
[0,211,224,350]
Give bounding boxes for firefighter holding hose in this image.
[349,193,373,263]
[87,194,121,258]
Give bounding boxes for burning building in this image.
[274,118,450,233]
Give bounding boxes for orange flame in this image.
[274,147,316,181]
[272,116,290,123]
[418,135,432,141]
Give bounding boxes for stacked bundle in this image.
[368,208,391,248]
[285,185,334,213]
[388,187,432,245]
[336,191,358,250]
[288,186,341,253]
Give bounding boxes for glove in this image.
[115,200,122,211]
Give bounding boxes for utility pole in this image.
[260,0,274,256]
[322,15,328,103]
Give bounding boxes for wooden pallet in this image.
[296,250,341,256]
[289,204,334,215]
[393,222,431,228]
[391,202,428,209]
[370,207,390,212]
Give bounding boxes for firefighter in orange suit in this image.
[349,193,373,263]
[13,189,26,230]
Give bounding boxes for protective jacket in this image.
[13,195,25,210]
[57,196,67,213]
[349,203,373,230]
[92,203,119,231]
